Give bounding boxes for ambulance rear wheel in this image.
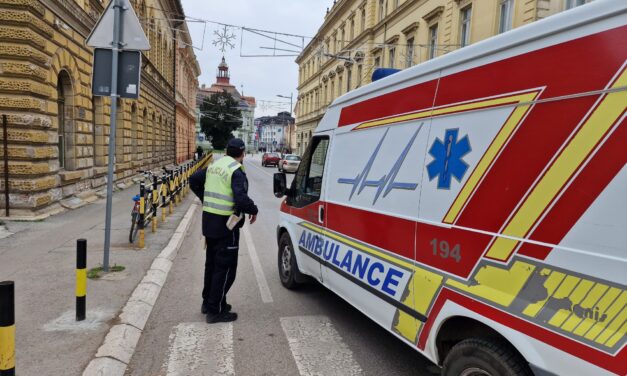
[278,233,300,289]
[442,338,532,376]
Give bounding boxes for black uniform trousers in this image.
[202,229,240,314]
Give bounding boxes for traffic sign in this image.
[86,0,150,50]
[92,48,141,99]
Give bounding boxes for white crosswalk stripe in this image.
[161,316,363,375]
[163,322,234,376]
[280,316,364,376]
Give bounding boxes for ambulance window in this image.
[290,136,329,208]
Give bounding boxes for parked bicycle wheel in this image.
[129,211,140,243]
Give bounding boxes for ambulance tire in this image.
[278,233,302,289]
[442,338,532,376]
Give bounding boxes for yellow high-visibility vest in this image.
[203,156,242,216]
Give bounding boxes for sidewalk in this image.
[0,181,201,375]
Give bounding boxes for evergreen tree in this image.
[199,90,242,150]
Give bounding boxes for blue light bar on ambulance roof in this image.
[371,68,401,82]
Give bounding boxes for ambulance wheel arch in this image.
[435,316,532,375]
[430,304,539,375]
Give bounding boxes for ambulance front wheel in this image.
[278,232,301,289]
[442,338,532,376]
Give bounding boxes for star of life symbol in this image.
[427,128,471,190]
[338,126,422,204]
[212,25,236,53]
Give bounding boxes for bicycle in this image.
[129,170,162,243]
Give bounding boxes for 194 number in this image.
[430,239,461,263]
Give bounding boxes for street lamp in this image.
[276,93,293,115]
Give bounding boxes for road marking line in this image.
[164,322,234,376]
[243,225,274,303]
[280,316,363,376]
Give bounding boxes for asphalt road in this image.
[126,155,438,375]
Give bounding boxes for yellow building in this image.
[295,0,593,155]
[0,0,195,218]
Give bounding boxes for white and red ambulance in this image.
[274,1,626,374]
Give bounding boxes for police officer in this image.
[190,138,258,323]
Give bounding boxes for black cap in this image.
[227,138,245,150]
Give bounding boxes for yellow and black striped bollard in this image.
[168,173,174,214]
[152,175,158,233]
[138,183,146,249]
[0,281,15,376]
[76,239,87,321]
[161,175,167,223]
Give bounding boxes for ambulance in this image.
[273,1,626,374]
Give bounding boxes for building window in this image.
[460,6,472,47]
[428,24,438,60]
[361,7,366,32]
[406,37,414,67]
[379,0,385,22]
[565,0,586,9]
[338,74,343,96]
[350,19,355,40]
[57,70,73,170]
[388,47,395,68]
[357,64,363,87]
[499,0,513,34]
[394,0,400,9]
[341,27,345,49]
[347,67,352,92]
[374,56,381,68]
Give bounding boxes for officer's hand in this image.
[249,214,257,224]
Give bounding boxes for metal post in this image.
[2,115,9,217]
[103,0,124,272]
[138,182,145,249]
[0,281,15,375]
[76,239,87,321]
[151,175,158,232]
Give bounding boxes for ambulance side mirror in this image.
[274,173,287,198]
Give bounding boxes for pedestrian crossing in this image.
[161,316,364,376]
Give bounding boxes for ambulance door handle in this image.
[318,205,325,224]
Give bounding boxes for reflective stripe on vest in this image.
[203,156,242,216]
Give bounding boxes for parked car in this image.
[278,154,301,173]
[262,152,281,167]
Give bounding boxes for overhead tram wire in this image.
[140,5,461,59]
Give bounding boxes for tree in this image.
[199,90,242,150]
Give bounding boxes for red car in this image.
[262,152,281,167]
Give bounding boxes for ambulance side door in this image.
[286,135,331,280]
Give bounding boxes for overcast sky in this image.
[180,0,335,117]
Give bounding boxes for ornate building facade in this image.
[196,58,256,150]
[295,0,594,155]
[0,0,197,218]
[175,21,200,163]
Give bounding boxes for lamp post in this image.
[277,93,293,153]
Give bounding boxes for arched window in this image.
[115,98,125,166]
[131,103,137,161]
[57,70,74,170]
[151,113,156,161]
[143,108,148,162]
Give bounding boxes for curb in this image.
[82,202,199,376]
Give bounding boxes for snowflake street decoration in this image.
[217,97,227,106]
[212,25,236,53]
[427,129,471,189]
[218,113,225,121]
